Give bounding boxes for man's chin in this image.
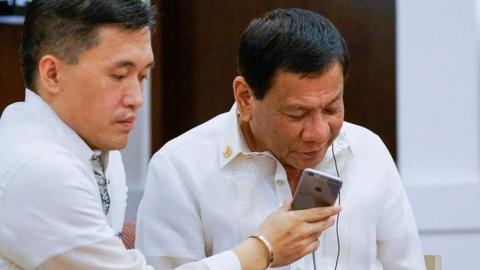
[99,136,129,151]
[301,156,326,168]
[284,158,322,171]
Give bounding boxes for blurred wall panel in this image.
[0,24,23,113]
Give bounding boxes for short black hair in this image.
[237,8,350,99]
[20,0,157,91]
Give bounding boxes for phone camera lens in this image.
[315,186,322,192]
[308,172,314,176]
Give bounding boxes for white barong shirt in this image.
[136,104,426,270]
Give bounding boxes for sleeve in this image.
[0,151,150,270]
[375,141,426,270]
[37,238,153,270]
[135,152,241,270]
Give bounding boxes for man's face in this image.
[248,62,344,169]
[53,25,154,150]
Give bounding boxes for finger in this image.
[298,206,340,223]
[303,216,336,237]
[302,239,320,255]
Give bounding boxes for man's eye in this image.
[323,107,337,115]
[112,74,127,81]
[287,113,306,120]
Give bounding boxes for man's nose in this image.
[122,79,144,109]
[300,114,330,142]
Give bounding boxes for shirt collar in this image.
[25,89,100,169]
[218,102,353,168]
[91,150,109,169]
[322,128,353,162]
[218,103,250,167]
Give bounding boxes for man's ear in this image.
[233,76,255,122]
[37,55,63,95]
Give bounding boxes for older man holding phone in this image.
[137,8,426,270]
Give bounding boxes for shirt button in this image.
[276,180,284,186]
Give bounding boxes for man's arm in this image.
[136,152,340,270]
[375,141,426,270]
[37,238,153,270]
[136,152,243,270]
[0,151,150,270]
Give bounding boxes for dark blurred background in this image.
[0,0,396,158]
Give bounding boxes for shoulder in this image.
[340,121,395,167]
[0,103,83,180]
[342,122,381,142]
[0,146,104,229]
[153,111,230,162]
[5,146,93,196]
[0,145,104,227]
[342,122,386,152]
[147,112,234,192]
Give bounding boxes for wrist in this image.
[249,233,274,268]
[233,237,271,270]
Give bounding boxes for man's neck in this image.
[285,164,302,195]
[238,119,262,152]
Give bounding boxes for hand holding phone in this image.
[292,168,342,210]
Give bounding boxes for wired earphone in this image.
[311,141,341,270]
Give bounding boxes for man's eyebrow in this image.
[113,60,156,69]
[147,61,156,69]
[283,104,311,111]
[332,92,343,102]
[283,92,343,111]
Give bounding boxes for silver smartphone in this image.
[292,168,342,210]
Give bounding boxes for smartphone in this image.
[292,168,342,210]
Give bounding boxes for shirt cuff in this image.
[202,250,241,270]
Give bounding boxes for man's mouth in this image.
[116,115,137,131]
[300,149,323,157]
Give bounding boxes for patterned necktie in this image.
[91,154,110,215]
